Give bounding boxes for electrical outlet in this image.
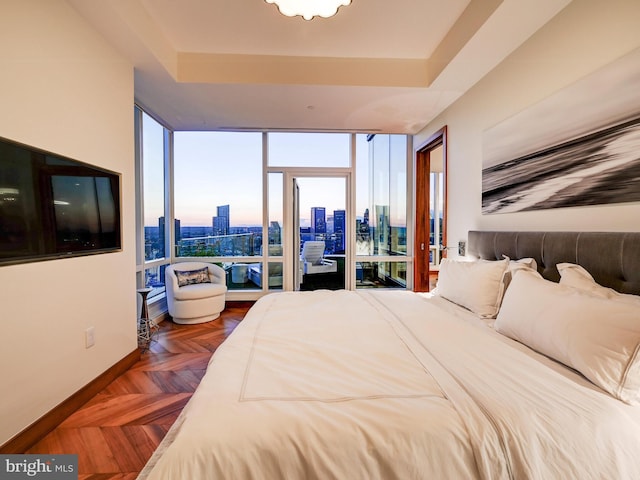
[85,327,95,348]
[458,241,466,256]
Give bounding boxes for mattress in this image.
[138,289,640,480]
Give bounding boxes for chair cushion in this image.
[172,282,227,301]
[175,267,211,287]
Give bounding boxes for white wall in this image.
[414,0,640,254]
[0,0,136,445]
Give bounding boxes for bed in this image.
[139,231,640,480]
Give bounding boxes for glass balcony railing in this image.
[176,233,262,257]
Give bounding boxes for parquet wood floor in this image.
[26,302,252,480]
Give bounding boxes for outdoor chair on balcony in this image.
[301,240,337,274]
[165,262,227,324]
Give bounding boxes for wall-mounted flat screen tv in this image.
[0,136,121,266]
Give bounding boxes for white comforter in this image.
[139,290,640,480]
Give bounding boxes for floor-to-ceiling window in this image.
[173,131,263,291]
[355,134,409,288]
[135,106,412,300]
[134,107,171,299]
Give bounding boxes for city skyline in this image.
[155,204,355,232]
[144,130,373,227]
[146,203,360,262]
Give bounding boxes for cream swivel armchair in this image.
[165,262,227,324]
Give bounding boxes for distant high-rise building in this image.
[311,207,326,235]
[217,204,229,222]
[269,221,281,245]
[333,209,345,253]
[212,216,226,235]
[326,215,334,235]
[158,216,164,237]
[212,204,230,236]
[154,217,166,258]
[159,216,182,243]
[174,218,181,242]
[375,205,390,255]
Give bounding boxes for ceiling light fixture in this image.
[265,0,352,21]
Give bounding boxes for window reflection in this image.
[221,262,283,290]
[144,264,167,297]
[358,134,407,257]
[356,261,407,288]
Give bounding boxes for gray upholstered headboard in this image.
[467,231,640,296]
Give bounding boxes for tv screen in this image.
[0,136,121,266]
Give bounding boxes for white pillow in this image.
[510,257,537,271]
[557,263,640,307]
[503,257,540,291]
[435,258,508,318]
[495,270,640,404]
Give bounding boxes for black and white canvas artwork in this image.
[482,48,640,214]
